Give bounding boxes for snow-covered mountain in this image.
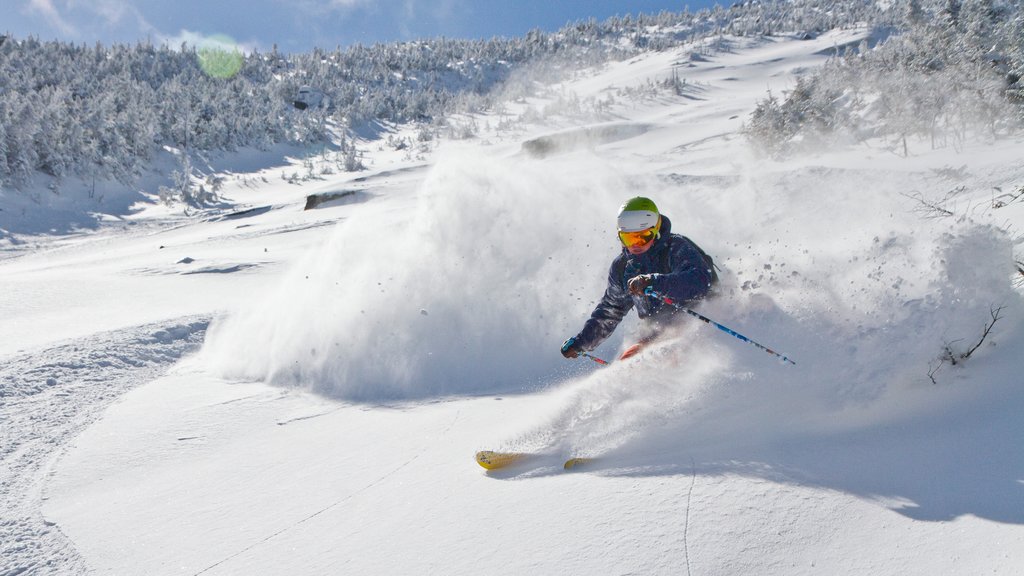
[3,24,1024,576]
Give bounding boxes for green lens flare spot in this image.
[197,35,243,79]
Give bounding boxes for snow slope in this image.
[2,28,1023,575]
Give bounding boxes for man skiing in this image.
[561,196,717,361]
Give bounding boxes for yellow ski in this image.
[563,457,598,470]
[475,451,530,470]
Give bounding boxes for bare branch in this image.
[991,185,1024,209]
[960,306,1005,361]
[930,305,1005,383]
[900,188,964,219]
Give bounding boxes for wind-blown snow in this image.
[3,29,1023,576]
[202,146,649,399]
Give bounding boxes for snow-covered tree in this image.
[746,0,1023,157]
[1,0,1022,188]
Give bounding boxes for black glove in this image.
[628,274,655,296]
[561,337,582,359]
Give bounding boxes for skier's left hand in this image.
[628,274,655,296]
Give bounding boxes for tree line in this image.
[5,0,1013,191]
[746,0,1024,156]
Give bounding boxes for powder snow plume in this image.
[202,143,667,400]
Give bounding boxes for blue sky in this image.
[5,0,721,53]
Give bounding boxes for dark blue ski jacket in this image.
[574,215,716,351]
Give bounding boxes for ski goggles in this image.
[617,227,658,249]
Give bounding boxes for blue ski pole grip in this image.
[561,337,577,355]
[644,285,670,303]
[562,337,609,364]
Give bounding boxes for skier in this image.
[561,196,717,361]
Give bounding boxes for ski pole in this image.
[645,288,796,365]
[581,352,609,365]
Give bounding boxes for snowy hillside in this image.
[3,27,1024,576]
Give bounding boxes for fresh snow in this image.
[2,29,1023,575]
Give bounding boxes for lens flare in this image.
[197,34,243,79]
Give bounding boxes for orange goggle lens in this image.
[618,227,657,248]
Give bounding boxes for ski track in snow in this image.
[0,318,208,576]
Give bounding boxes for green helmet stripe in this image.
[620,196,659,214]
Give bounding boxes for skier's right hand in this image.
[561,337,582,359]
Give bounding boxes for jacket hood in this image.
[658,214,673,237]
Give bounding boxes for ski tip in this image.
[563,457,597,471]
[476,450,529,471]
